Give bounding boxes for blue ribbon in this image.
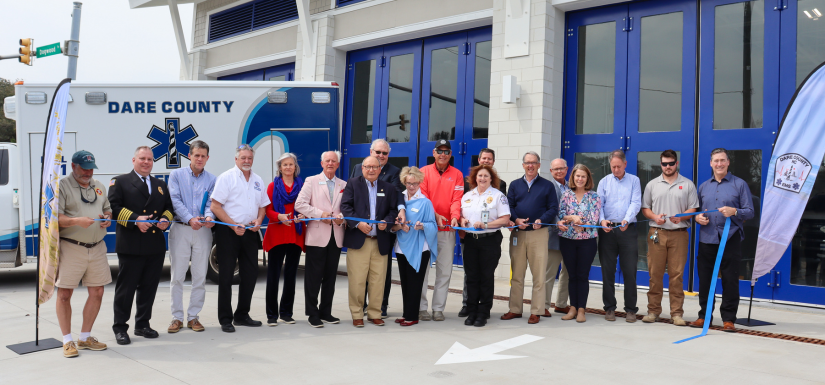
[674,216,731,344]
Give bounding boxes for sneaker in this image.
[642,313,660,323]
[432,311,445,321]
[168,320,183,333]
[267,318,279,326]
[626,311,637,323]
[419,311,432,321]
[77,337,107,351]
[280,316,296,324]
[308,317,324,328]
[187,319,205,332]
[321,315,340,324]
[671,315,687,327]
[63,341,79,358]
[605,310,616,321]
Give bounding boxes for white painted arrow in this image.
[435,334,545,365]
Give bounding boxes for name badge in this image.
[377,193,385,197]
[481,210,489,223]
[319,181,326,185]
[411,208,419,213]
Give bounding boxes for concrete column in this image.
[296,15,346,140]
[487,0,565,281]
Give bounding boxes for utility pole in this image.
[66,2,82,80]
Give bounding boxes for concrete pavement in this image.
[2,255,825,384]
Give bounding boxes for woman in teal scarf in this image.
[391,167,438,326]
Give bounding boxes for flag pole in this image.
[734,279,775,327]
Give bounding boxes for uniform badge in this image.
[464,199,472,203]
[158,186,164,195]
[95,188,103,196]
[486,196,493,204]
[109,179,115,186]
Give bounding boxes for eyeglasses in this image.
[405,182,420,187]
[363,166,380,170]
[78,186,98,204]
[550,167,567,172]
[435,149,451,155]
[523,162,538,166]
[661,161,677,167]
[373,151,388,156]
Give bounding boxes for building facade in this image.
[131,0,825,307]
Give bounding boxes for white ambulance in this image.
[2,81,340,283]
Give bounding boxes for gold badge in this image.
[464,199,472,203]
[158,186,163,195]
[486,196,493,204]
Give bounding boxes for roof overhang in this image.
[128,0,196,9]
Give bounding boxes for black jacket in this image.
[350,162,404,193]
[340,176,398,255]
[108,171,174,255]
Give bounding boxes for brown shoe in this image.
[542,309,552,317]
[168,320,183,333]
[626,311,637,323]
[500,312,523,320]
[554,305,571,314]
[187,319,205,332]
[353,319,365,328]
[528,315,540,324]
[63,341,78,358]
[722,321,736,332]
[368,318,385,326]
[605,310,616,321]
[689,318,705,328]
[76,337,107,351]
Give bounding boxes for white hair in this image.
[370,138,391,152]
[321,151,341,162]
[235,144,254,158]
[551,158,568,167]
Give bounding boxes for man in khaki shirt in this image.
[56,150,112,357]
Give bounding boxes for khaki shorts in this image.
[55,240,112,289]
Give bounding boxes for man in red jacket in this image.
[417,139,464,321]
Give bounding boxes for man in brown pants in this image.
[640,149,699,326]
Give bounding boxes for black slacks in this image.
[216,225,260,325]
[397,251,429,321]
[266,243,302,319]
[697,232,742,322]
[463,232,503,318]
[113,252,165,334]
[598,224,639,313]
[304,230,341,318]
[559,237,597,309]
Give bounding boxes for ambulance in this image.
[2,81,340,283]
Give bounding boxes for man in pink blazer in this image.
[295,151,347,328]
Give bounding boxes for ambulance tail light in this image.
[331,82,339,86]
[85,92,107,105]
[267,91,288,104]
[312,92,331,104]
[25,92,47,104]
[3,96,16,120]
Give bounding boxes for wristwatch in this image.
[484,223,488,229]
[733,208,738,216]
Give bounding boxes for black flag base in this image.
[6,338,62,355]
[734,282,775,327]
[735,318,775,327]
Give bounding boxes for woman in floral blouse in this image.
[556,164,601,323]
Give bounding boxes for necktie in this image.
[326,180,334,202]
[142,176,149,194]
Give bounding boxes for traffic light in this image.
[19,38,33,65]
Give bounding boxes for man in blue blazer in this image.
[341,156,399,327]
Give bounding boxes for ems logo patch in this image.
[774,153,811,193]
[147,118,199,169]
[95,188,103,196]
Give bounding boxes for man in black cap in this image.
[55,150,112,357]
[108,146,175,345]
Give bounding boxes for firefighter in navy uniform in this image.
[109,146,175,345]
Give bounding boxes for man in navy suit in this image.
[350,138,404,317]
[341,156,398,327]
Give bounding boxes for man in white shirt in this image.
[210,144,270,333]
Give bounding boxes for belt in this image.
[658,227,687,232]
[610,222,636,227]
[468,231,500,239]
[60,238,102,248]
[365,235,377,240]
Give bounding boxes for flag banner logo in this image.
[773,153,812,193]
[38,79,72,305]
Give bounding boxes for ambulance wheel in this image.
[207,243,240,285]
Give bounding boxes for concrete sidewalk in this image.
[1,255,825,384]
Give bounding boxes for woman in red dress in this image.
[263,153,305,326]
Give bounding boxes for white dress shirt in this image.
[211,166,270,225]
[460,187,510,234]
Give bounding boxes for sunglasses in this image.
[78,186,98,204]
[661,161,677,167]
[373,151,388,156]
[435,149,451,155]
